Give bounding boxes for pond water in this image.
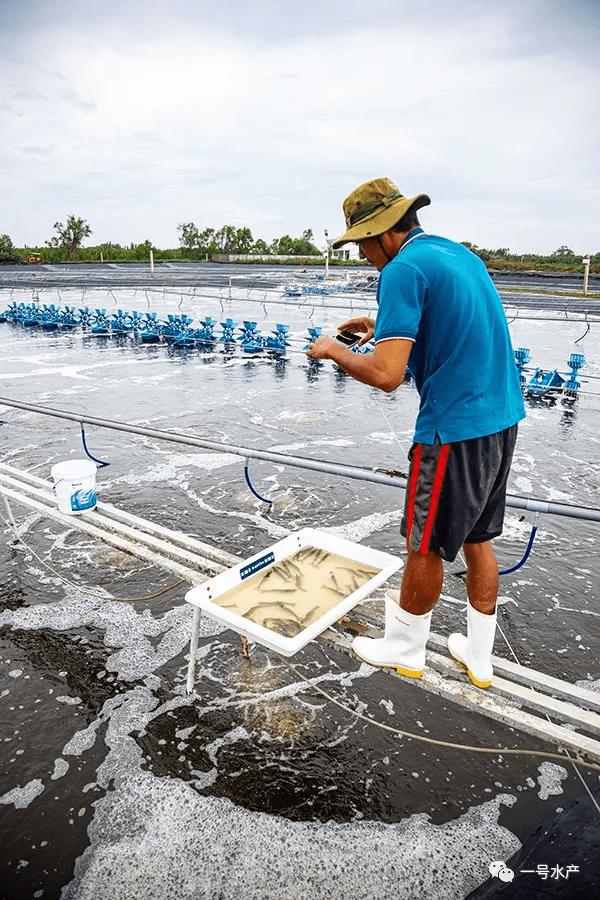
[1,273,599,898]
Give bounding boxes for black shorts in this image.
[400,425,519,562]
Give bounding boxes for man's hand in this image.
[306,335,336,359]
[307,330,413,393]
[337,316,375,345]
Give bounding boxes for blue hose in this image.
[243,462,272,504]
[81,424,110,467]
[499,522,538,575]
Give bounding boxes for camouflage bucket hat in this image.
[332,177,430,249]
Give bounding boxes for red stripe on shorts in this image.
[419,443,451,553]
[406,443,423,544]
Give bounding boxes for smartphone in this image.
[334,330,362,348]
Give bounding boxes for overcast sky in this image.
[1,0,599,254]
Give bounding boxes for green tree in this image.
[229,226,254,253]
[97,241,128,261]
[270,234,294,255]
[131,239,156,261]
[461,241,491,261]
[215,225,237,252]
[295,228,320,255]
[552,245,575,257]
[46,215,92,260]
[271,229,320,256]
[0,234,23,264]
[253,238,270,255]
[214,225,254,253]
[177,222,201,257]
[198,227,217,255]
[177,222,320,258]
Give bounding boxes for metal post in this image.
[150,250,155,278]
[186,606,202,694]
[583,255,591,296]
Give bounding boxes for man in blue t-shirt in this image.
[307,177,525,689]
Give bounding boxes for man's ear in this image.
[380,229,406,257]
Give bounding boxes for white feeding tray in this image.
[185,527,402,656]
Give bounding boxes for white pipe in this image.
[0,482,205,583]
[0,472,226,573]
[1,396,600,524]
[0,462,239,568]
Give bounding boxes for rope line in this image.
[277,655,600,774]
[1,513,184,601]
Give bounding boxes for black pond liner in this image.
[466,786,600,898]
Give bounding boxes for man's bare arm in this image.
[306,336,413,392]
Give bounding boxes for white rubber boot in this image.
[352,592,432,678]
[447,604,497,688]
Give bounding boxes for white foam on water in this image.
[575,677,600,693]
[0,778,45,809]
[535,762,568,800]
[63,720,103,758]
[51,758,70,780]
[268,438,356,452]
[510,453,537,472]
[103,450,240,489]
[62,771,520,900]
[276,410,328,423]
[0,585,208,682]
[182,482,292,541]
[1,613,520,900]
[514,475,533,494]
[366,430,401,444]
[326,509,402,544]
[501,512,551,543]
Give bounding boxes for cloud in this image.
[1,0,599,253]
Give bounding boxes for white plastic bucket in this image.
[50,459,97,515]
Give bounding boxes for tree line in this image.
[176,223,320,258]
[460,242,599,272]
[1,216,598,271]
[0,216,323,265]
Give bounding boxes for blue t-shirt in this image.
[374,230,525,444]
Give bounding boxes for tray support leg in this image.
[186,606,202,694]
